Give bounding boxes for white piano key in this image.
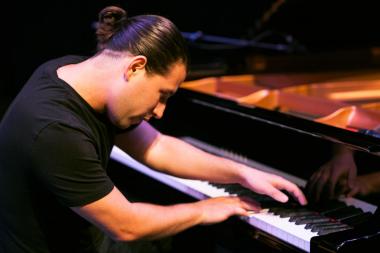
[245,211,318,251]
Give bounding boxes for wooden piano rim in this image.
[315,106,380,130]
[182,74,380,132]
[181,75,265,99]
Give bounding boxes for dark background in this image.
[3,0,380,112]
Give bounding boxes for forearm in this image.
[73,187,203,242]
[124,201,202,240]
[114,122,307,205]
[73,187,255,242]
[144,134,307,205]
[144,134,246,184]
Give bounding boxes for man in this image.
[0,6,306,252]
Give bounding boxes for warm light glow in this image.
[328,90,380,101]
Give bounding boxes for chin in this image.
[110,117,131,129]
[113,119,142,131]
[114,122,129,130]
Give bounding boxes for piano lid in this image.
[179,73,380,154]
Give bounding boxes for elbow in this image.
[109,228,144,242]
[110,233,139,242]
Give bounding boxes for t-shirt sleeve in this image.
[31,123,114,207]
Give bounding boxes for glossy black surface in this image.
[149,87,380,252]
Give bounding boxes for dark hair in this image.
[95,6,188,75]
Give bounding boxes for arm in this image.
[71,186,260,241]
[115,121,307,205]
[72,122,305,241]
[36,124,260,242]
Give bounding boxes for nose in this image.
[153,103,166,119]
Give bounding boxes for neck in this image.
[57,52,127,112]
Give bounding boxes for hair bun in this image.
[96,6,127,48]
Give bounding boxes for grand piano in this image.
[109,69,380,252]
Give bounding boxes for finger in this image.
[238,196,262,212]
[234,206,249,217]
[276,180,308,205]
[267,188,289,203]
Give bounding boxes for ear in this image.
[124,55,147,81]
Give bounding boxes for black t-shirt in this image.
[0,55,127,252]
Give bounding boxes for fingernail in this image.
[280,195,288,203]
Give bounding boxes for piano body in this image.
[109,72,380,252]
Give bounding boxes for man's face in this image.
[108,62,186,129]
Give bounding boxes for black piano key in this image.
[311,223,348,233]
[304,217,333,228]
[213,183,277,204]
[252,194,274,202]
[219,184,261,198]
[293,215,329,225]
[254,201,278,209]
[270,207,308,216]
[278,209,311,218]
[287,211,318,221]
[341,212,372,226]
[210,181,369,233]
[323,206,363,220]
[317,226,353,236]
[210,183,284,210]
[309,222,342,231]
[210,183,228,189]
[224,184,248,192]
[229,188,250,195]
[214,183,240,193]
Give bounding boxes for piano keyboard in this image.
[110,137,378,252]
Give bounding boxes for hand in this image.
[306,147,357,202]
[239,167,307,206]
[195,196,261,225]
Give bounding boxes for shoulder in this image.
[19,55,89,93]
[33,121,93,146]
